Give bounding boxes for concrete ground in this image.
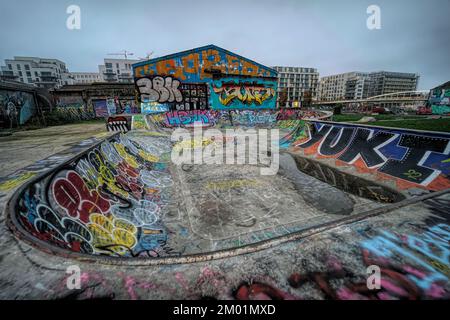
[0,123,108,177]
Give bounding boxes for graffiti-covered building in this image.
[428,81,450,115]
[52,83,139,118]
[133,45,278,112]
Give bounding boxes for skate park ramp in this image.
[5,109,450,263]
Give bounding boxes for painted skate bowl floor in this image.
[9,120,448,262]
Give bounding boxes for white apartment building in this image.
[319,71,419,101]
[68,72,102,84]
[0,56,71,89]
[272,66,319,108]
[318,72,363,101]
[98,58,141,83]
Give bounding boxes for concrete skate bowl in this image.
[6,110,450,265]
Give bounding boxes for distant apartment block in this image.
[68,72,102,84]
[0,56,71,89]
[366,71,420,97]
[272,66,319,107]
[319,71,419,101]
[99,58,141,83]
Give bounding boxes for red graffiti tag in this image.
[53,170,111,222]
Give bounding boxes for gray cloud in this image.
[0,0,448,89]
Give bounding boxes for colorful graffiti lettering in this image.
[16,134,174,258]
[141,101,169,114]
[136,76,209,112]
[131,115,147,130]
[0,89,37,127]
[295,121,450,191]
[133,45,277,81]
[145,109,330,129]
[0,171,37,192]
[136,76,183,104]
[211,77,277,109]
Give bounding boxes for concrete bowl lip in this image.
[4,128,450,266]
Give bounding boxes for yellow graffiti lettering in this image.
[206,179,262,190]
[0,172,37,191]
[214,85,275,106]
[114,143,139,168]
[87,213,137,255]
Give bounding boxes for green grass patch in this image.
[330,114,450,132]
[332,114,424,122]
[372,118,450,133]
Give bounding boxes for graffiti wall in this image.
[14,134,174,258]
[93,98,138,117]
[133,45,277,111]
[56,96,84,109]
[136,76,208,111]
[210,76,277,110]
[292,121,450,191]
[143,109,329,129]
[141,102,170,114]
[106,116,131,132]
[93,100,108,117]
[0,89,37,127]
[429,85,450,115]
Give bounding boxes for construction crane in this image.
[107,50,134,59]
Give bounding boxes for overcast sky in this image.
[0,0,449,89]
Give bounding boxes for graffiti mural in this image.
[106,116,130,132]
[106,98,117,115]
[54,105,96,121]
[141,102,170,114]
[133,45,277,111]
[93,99,109,117]
[56,96,84,109]
[135,76,183,104]
[161,110,220,127]
[293,121,450,191]
[93,98,138,117]
[136,76,209,111]
[15,134,174,258]
[429,85,450,115]
[0,89,37,127]
[131,115,147,130]
[211,77,277,110]
[144,109,330,129]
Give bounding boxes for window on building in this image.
[25,65,30,70]
[8,64,12,70]
[18,71,23,76]
[17,64,21,70]
[27,78,32,82]
[26,71,31,77]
